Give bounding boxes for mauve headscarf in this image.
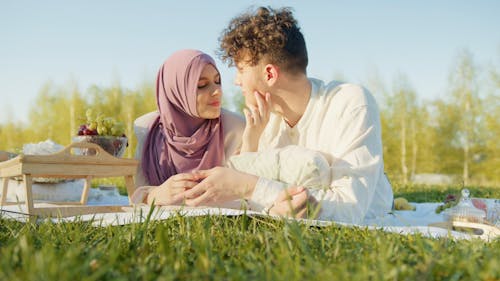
[141,49,224,186]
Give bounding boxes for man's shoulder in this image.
[313,79,376,108]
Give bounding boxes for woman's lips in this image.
[208,101,220,107]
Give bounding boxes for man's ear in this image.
[264,64,279,86]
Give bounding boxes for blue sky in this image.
[1,0,499,124]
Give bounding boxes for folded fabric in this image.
[22,139,64,155]
[227,145,331,190]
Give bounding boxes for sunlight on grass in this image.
[1,185,499,280]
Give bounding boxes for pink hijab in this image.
[141,49,224,186]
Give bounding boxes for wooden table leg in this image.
[124,175,135,204]
[1,177,8,206]
[80,176,92,205]
[24,174,34,217]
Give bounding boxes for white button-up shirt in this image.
[250,78,394,223]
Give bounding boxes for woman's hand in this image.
[177,167,258,206]
[146,172,202,205]
[241,92,271,152]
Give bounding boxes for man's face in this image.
[234,59,267,109]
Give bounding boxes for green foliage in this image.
[380,73,419,183]
[222,86,246,115]
[379,49,500,186]
[0,48,499,185]
[0,80,156,159]
[476,93,500,183]
[392,183,500,203]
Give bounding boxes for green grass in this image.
[1,185,499,281]
[392,183,500,203]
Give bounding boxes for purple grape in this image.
[83,128,98,135]
[78,124,87,135]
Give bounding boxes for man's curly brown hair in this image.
[218,6,308,75]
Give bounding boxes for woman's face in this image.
[196,64,222,119]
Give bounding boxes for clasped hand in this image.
[171,167,319,219]
[146,167,319,219]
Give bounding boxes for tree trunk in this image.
[69,98,75,142]
[411,119,417,180]
[126,105,134,159]
[401,116,408,184]
[463,97,470,185]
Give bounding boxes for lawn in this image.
[1,184,499,281]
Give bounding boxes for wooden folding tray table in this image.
[0,142,138,220]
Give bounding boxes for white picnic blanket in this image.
[1,190,498,242]
[4,140,496,241]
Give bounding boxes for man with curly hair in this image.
[180,6,393,223]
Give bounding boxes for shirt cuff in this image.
[248,177,287,211]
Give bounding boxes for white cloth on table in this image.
[22,139,64,156]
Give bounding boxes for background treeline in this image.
[1,50,498,186]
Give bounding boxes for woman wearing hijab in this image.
[131,49,244,205]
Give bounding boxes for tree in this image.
[476,50,500,184]
[0,121,26,152]
[448,49,482,185]
[428,99,463,176]
[477,93,500,184]
[81,80,156,157]
[27,81,87,146]
[384,73,418,183]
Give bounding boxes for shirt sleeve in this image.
[247,103,386,223]
[309,104,384,223]
[248,177,288,211]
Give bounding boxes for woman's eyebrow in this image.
[198,74,219,81]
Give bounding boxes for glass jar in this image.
[443,189,486,223]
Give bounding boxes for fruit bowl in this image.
[72,135,128,158]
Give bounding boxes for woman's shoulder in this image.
[221,108,245,132]
[133,111,159,150]
[220,109,244,158]
[134,111,159,129]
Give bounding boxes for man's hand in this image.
[178,167,258,206]
[241,92,271,152]
[146,172,202,205]
[269,187,320,219]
